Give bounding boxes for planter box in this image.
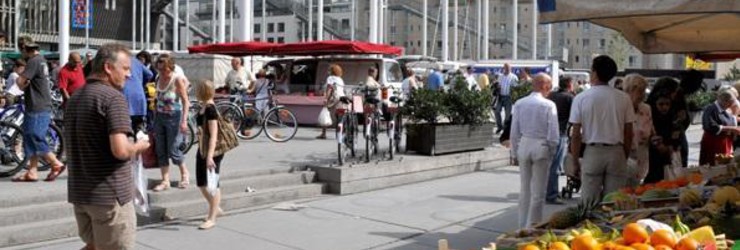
[406,123,494,155]
[690,110,703,125]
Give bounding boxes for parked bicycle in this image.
[0,97,64,175]
[177,100,202,154]
[217,81,298,142]
[386,87,404,160]
[335,92,362,166]
[361,86,383,163]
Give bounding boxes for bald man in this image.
[510,73,559,230]
[58,52,86,102]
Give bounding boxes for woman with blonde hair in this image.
[152,54,191,191]
[193,80,224,229]
[317,64,345,139]
[622,74,654,184]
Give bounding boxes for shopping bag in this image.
[664,150,684,180]
[317,107,333,127]
[141,132,158,169]
[206,168,219,196]
[131,154,150,216]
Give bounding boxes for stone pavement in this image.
[9,167,573,250]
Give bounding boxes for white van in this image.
[472,59,561,89]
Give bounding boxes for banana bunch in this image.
[672,215,691,236]
[679,188,703,208]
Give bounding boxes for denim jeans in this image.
[494,95,512,130]
[546,135,569,201]
[22,111,52,157]
[154,111,184,166]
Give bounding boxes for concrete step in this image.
[1,192,68,209]
[152,183,326,221]
[0,201,72,227]
[147,171,316,204]
[0,217,78,248]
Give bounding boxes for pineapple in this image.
[547,199,601,229]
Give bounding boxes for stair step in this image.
[1,192,68,209]
[0,201,72,227]
[0,217,78,248]
[155,183,325,221]
[147,171,316,204]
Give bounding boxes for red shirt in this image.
[58,64,86,96]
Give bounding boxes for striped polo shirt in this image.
[65,81,134,206]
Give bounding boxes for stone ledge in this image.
[309,147,511,195]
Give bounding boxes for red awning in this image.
[692,52,740,62]
[187,40,403,57]
[269,40,403,56]
[187,41,279,56]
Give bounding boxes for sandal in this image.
[153,181,170,192]
[316,135,327,139]
[12,173,39,182]
[178,176,190,189]
[44,165,66,182]
[198,220,216,230]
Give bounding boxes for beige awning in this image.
[538,0,740,57]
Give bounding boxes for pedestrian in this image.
[569,55,635,203]
[49,61,61,86]
[545,76,575,205]
[193,80,225,230]
[5,59,26,103]
[648,77,690,168]
[426,65,445,91]
[11,42,66,182]
[316,64,345,139]
[494,63,519,134]
[465,66,479,91]
[401,69,419,98]
[698,89,740,165]
[57,52,86,103]
[646,93,680,183]
[152,54,191,191]
[224,57,254,94]
[510,73,559,230]
[622,74,654,185]
[83,52,94,77]
[123,56,154,134]
[477,69,491,90]
[136,51,157,128]
[65,43,150,250]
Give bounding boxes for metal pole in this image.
[212,1,216,41]
[173,0,178,50]
[422,0,427,56]
[546,24,552,59]
[512,0,517,60]
[531,0,536,59]
[308,0,313,41]
[14,0,19,51]
[261,0,266,42]
[146,0,151,49]
[185,0,189,47]
[476,0,481,60]
[453,0,458,61]
[317,0,324,41]
[85,0,90,50]
[350,0,355,41]
[218,0,226,42]
[441,0,448,62]
[369,0,378,43]
[132,0,136,50]
[483,0,489,60]
[377,0,383,43]
[236,0,251,41]
[60,0,70,65]
[141,0,145,48]
[230,0,234,42]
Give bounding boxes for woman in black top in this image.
[193,80,224,230]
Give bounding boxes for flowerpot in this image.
[406,123,494,155]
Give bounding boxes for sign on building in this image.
[72,0,93,29]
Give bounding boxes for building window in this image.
[277,37,285,43]
[278,23,285,32]
[268,23,275,33]
[437,41,442,48]
[390,41,396,46]
[391,26,396,34]
[418,41,421,46]
[254,24,261,33]
[409,25,413,31]
[341,19,350,30]
[629,56,636,66]
[493,7,496,13]
[584,22,590,31]
[600,39,606,48]
[567,39,570,45]
[575,55,580,63]
[268,37,275,43]
[583,39,590,47]
[254,38,261,42]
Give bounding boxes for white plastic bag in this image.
[207,168,219,196]
[317,107,333,127]
[133,132,150,216]
[664,150,684,180]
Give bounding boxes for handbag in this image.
[199,105,239,157]
[317,107,333,127]
[141,132,158,169]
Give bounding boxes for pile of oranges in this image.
[519,223,700,250]
[621,174,702,196]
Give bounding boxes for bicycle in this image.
[221,81,298,142]
[0,98,64,173]
[361,86,382,163]
[177,100,201,154]
[386,88,404,160]
[0,121,28,177]
[335,93,362,166]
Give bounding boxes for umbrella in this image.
[538,0,740,58]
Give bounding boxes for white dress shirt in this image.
[498,72,519,96]
[569,85,636,144]
[511,92,560,155]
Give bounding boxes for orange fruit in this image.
[650,229,677,248]
[572,235,600,250]
[621,187,635,195]
[631,243,655,250]
[522,244,542,250]
[617,247,636,250]
[675,237,699,250]
[623,223,650,245]
[653,245,673,250]
[549,242,571,250]
[635,186,647,195]
[601,242,619,250]
[689,173,703,184]
[675,177,689,187]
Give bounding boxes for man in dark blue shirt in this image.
[545,76,574,204]
[123,57,154,134]
[426,65,444,91]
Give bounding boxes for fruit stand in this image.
[486,163,740,250]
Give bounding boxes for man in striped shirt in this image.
[65,43,150,250]
[494,63,519,134]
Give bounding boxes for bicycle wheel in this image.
[364,115,373,163]
[216,103,242,131]
[348,114,357,158]
[178,122,196,154]
[263,107,298,142]
[372,117,380,155]
[0,121,28,177]
[38,123,64,171]
[237,106,262,140]
[388,118,395,160]
[336,115,346,166]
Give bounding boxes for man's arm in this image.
[110,133,149,160]
[570,123,583,157]
[58,73,70,100]
[175,77,190,133]
[143,65,154,83]
[510,105,521,159]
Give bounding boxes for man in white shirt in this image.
[495,63,519,134]
[569,55,635,203]
[510,73,559,230]
[225,57,254,94]
[6,60,26,97]
[465,67,479,91]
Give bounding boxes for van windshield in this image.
[385,62,403,83]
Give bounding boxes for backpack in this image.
[199,105,239,157]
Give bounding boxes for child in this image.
[647,94,681,183]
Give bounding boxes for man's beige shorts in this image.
[73,201,136,250]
